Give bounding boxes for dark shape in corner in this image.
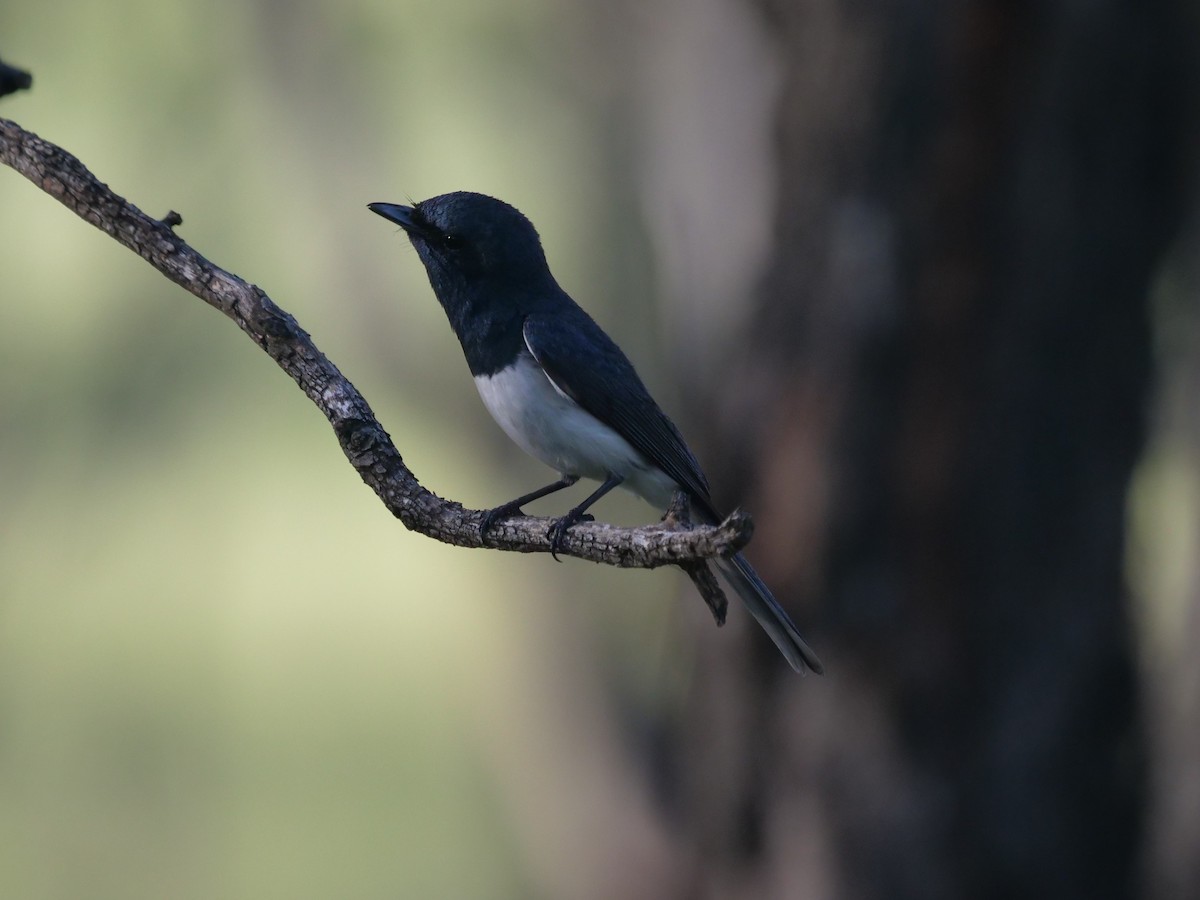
[0,57,33,98]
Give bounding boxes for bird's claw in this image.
[546,513,594,561]
[479,503,524,540]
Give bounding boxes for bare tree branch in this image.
[0,116,753,571]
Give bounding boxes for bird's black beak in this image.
[368,202,417,231]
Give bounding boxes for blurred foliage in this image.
[0,1,688,897]
[6,1,1199,897]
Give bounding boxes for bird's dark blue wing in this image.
[522,308,714,510]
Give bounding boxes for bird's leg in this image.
[547,473,624,560]
[661,490,692,528]
[479,475,580,539]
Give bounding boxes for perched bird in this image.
[369,192,822,674]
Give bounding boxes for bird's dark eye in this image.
[441,232,464,250]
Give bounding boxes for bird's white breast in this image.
[474,353,677,508]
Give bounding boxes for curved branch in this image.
[0,116,753,570]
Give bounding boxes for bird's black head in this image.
[368,192,558,317]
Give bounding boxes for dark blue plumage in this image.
[369,192,822,674]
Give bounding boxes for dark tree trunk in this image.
[672,2,1195,897]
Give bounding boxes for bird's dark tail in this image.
[714,553,824,675]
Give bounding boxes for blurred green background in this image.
[0,2,697,897]
[4,1,1200,898]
